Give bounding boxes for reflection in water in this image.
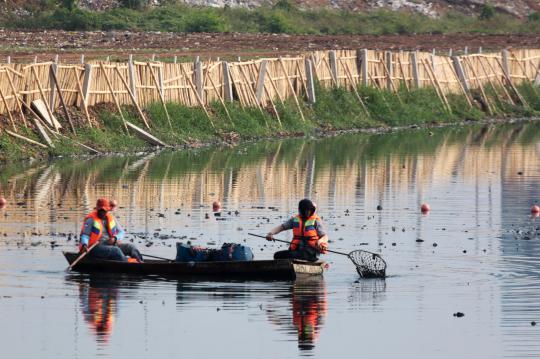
[2,121,540,358]
[266,277,327,354]
[79,277,118,343]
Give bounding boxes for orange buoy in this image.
[531,205,540,214]
[212,200,222,212]
[110,199,118,211]
[421,203,430,213]
[0,197,6,209]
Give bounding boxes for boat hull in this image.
[63,252,324,280]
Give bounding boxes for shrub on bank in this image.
[3,4,537,35]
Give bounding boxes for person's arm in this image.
[80,218,94,251]
[106,216,125,245]
[266,218,294,241]
[315,219,328,253]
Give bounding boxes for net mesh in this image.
[349,250,387,278]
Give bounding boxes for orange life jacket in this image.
[80,211,119,249]
[291,214,322,251]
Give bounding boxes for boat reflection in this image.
[267,276,327,353]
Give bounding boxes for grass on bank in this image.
[1,82,539,162]
[5,1,540,35]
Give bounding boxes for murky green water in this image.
[1,121,540,358]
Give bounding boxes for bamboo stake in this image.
[322,57,338,87]
[294,60,309,100]
[421,59,452,113]
[476,57,506,107]
[279,58,305,122]
[5,69,28,128]
[340,59,370,117]
[239,64,263,113]
[380,58,402,104]
[31,66,59,131]
[266,71,285,107]
[206,70,233,125]
[5,129,48,148]
[263,81,282,127]
[419,59,448,110]
[463,57,493,114]
[147,62,173,129]
[99,62,129,134]
[179,63,214,128]
[481,57,515,105]
[397,56,410,92]
[114,66,150,129]
[0,86,16,132]
[72,67,93,127]
[443,57,473,108]
[495,57,528,107]
[49,65,76,134]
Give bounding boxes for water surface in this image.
[1,121,540,358]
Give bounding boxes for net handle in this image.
[248,233,352,257]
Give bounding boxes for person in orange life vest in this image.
[80,198,143,262]
[266,199,328,262]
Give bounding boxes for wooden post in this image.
[502,49,511,81]
[82,64,93,108]
[6,56,10,64]
[478,47,482,54]
[360,49,368,86]
[80,54,85,64]
[411,51,421,88]
[385,51,393,90]
[329,50,339,86]
[452,56,469,92]
[222,61,234,102]
[464,46,468,55]
[128,54,138,102]
[194,58,204,103]
[173,56,177,64]
[147,62,172,129]
[255,60,268,103]
[448,49,453,57]
[304,58,316,104]
[49,61,58,110]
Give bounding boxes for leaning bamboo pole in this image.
[0,86,16,131]
[114,66,151,129]
[279,58,305,122]
[147,62,172,129]
[99,62,129,134]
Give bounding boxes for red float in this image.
[0,197,6,209]
[212,200,222,212]
[531,205,540,214]
[421,203,430,213]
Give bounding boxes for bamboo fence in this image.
[0,48,538,123]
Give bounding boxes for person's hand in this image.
[318,242,328,254]
[79,244,88,253]
[266,233,275,241]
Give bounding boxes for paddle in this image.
[141,253,174,262]
[248,233,387,278]
[67,241,99,271]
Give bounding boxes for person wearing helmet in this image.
[266,199,328,262]
[79,198,143,262]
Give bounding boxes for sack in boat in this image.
[175,242,215,262]
[217,243,254,261]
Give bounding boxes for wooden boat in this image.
[63,252,325,280]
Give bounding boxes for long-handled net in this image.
[348,250,387,278]
[248,233,387,278]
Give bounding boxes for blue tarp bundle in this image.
[176,242,254,262]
